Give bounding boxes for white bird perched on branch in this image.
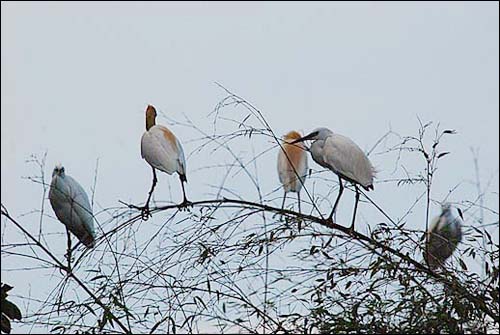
[49,164,95,248]
[425,203,463,269]
[277,130,308,213]
[291,127,375,231]
[140,104,190,218]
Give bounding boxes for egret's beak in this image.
[290,131,318,144]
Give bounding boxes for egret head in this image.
[283,130,302,142]
[290,127,333,144]
[441,202,464,221]
[53,163,65,177]
[145,105,157,130]
[441,202,452,211]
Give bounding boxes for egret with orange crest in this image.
[140,105,190,218]
[277,131,308,213]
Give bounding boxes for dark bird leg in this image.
[142,167,157,220]
[179,174,192,210]
[328,176,344,221]
[297,191,303,231]
[297,191,301,214]
[350,185,360,232]
[281,192,287,210]
[65,227,72,272]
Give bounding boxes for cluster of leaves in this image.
[1,283,22,334]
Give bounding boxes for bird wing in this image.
[141,125,186,176]
[321,134,374,188]
[277,149,289,186]
[49,175,95,248]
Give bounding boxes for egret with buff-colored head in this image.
[140,104,190,218]
[277,130,308,213]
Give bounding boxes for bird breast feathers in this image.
[277,143,308,188]
[279,144,307,173]
[141,125,186,175]
[49,175,95,236]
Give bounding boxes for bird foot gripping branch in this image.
[178,199,193,211]
[140,205,153,220]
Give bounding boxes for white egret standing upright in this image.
[425,203,463,269]
[49,164,96,248]
[140,104,189,217]
[277,130,308,213]
[291,127,375,231]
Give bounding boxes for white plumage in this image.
[311,132,374,190]
[425,203,463,269]
[48,164,95,248]
[140,105,189,210]
[291,127,375,230]
[141,125,186,177]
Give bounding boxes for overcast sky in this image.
[1,2,499,333]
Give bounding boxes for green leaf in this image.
[90,275,107,282]
[309,245,317,255]
[1,314,11,334]
[51,325,66,333]
[1,284,13,294]
[458,258,468,271]
[194,296,207,310]
[1,301,21,320]
[82,303,96,316]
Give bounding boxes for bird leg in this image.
[279,191,289,223]
[65,227,72,273]
[328,176,344,222]
[142,167,158,220]
[297,191,301,214]
[350,186,360,233]
[281,192,287,210]
[297,191,303,231]
[178,176,192,210]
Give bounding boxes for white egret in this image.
[291,127,375,230]
[277,130,308,213]
[49,164,95,248]
[425,203,463,269]
[140,104,189,217]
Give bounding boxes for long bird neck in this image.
[146,113,156,130]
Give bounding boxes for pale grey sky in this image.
[1,2,499,333]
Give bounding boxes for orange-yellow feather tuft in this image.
[145,105,157,130]
[283,130,302,142]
